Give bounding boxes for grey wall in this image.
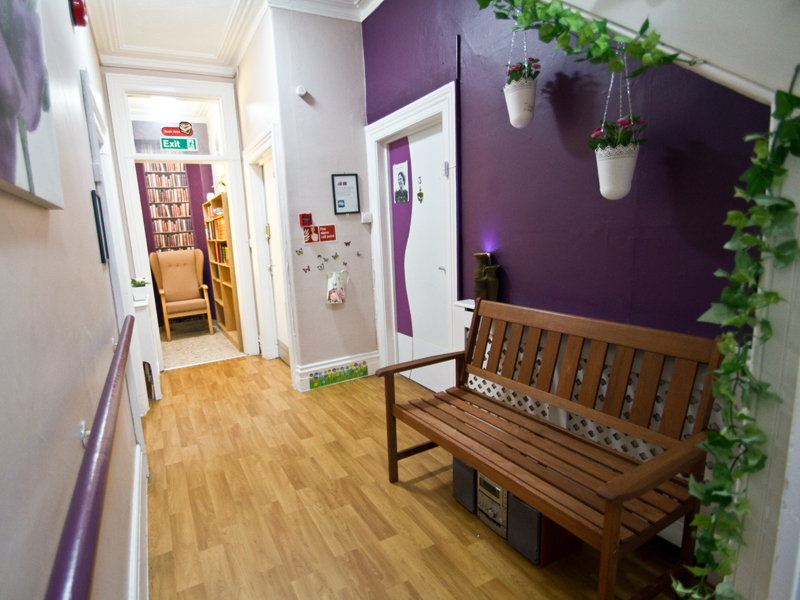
[0,3,137,598]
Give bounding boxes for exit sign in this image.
[160,138,197,151]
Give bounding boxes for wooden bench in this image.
[376,300,722,600]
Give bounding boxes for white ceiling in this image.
[88,0,384,77]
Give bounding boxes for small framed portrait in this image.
[393,162,409,204]
[331,174,360,215]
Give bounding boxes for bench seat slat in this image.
[537,331,562,392]
[486,320,508,373]
[603,345,635,418]
[556,335,585,399]
[393,402,613,548]
[501,323,525,380]
[407,397,653,534]
[427,394,671,525]
[446,387,690,503]
[472,316,492,368]
[433,391,683,516]
[660,358,700,439]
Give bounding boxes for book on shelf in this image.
[147,188,189,204]
[145,172,188,187]
[155,232,194,249]
[142,162,185,173]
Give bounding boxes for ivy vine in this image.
[476,1,800,598]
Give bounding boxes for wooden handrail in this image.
[44,315,135,600]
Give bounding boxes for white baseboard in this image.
[128,445,148,600]
[295,350,381,392]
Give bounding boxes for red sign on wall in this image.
[302,224,337,244]
[161,122,193,136]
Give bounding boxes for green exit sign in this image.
[160,138,197,151]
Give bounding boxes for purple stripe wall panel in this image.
[389,137,413,337]
[363,0,770,337]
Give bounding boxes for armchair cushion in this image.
[166,298,207,313]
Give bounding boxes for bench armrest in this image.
[596,433,706,504]
[375,351,465,378]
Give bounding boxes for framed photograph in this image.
[331,174,360,215]
[392,161,409,204]
[0,0,65,209]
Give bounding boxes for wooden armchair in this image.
[149,249,213,342]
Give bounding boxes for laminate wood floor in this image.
[144,356,679,600]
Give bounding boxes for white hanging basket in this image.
[503,78,537,129]
[595,144,639,200]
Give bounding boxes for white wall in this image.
[0,3,139,599]
[236,8,378,377]
[735,154,800,597]
[568,0,800,96]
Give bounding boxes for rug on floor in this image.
[160,319,243,370]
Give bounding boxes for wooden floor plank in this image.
[145,356,679,600]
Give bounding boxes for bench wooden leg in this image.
[384,375,398,483]
[680,499,700,587]
[598,502,622,600]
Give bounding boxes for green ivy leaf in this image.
[740,165,773,196]
[556,30,572,50]
[476,0,492,8]
[495,11,510,19]
[724,210,748,229]
[538,23,557,42]
[698,303,737,325]
[772,239,800,269]
[773,90,800,119]
[566,12,585,31]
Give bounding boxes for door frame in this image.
[105,73,259,357]
[242,125,297,377]
[365,82,458,376]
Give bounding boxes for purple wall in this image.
[363,0,770,337]
[137,163,216,325]
[389,138,413,337]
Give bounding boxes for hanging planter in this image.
[504,76,538,128]
[502,24,540,129]
[587,61,648,200]
[594,144,640,200]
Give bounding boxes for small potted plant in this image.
[131,278,148,302]
[587,114,647,200]
[503,57,541,128]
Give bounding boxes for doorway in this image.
[365,82,459,388]
[106,73,260,376]
[241,126,296,379]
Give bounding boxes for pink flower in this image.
[617,118,631,127]
[531,64,541,69]
[636,119,645,125]
[591,127,604,138]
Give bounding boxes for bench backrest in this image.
[462,301,722,450]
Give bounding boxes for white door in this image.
[392,123,451,391]
[263,159,291,363]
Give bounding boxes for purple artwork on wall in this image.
[363,0,770,338]
[389,138,413,337]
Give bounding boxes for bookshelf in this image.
[203,192,242,351]
[143,162,194,251]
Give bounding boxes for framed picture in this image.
[331,174,360,215]
[0,0,65,209]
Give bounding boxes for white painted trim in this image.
[295,350,382,392]
[241,125,298,372]
[267,0,384,23]
[105,72,260,357]
[100,54,237,78]
[128,446,148,600]
[365,82,459,381]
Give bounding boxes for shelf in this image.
[207,239,227,243]
[215,298,224,306]
[221,281,232,288]
[151,216,192,220]
[144,170,186,174]
[149,201,189,205]
[205,214,225,222]
[147,185,188,189]
[156,245,194,249]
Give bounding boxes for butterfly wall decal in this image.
[317,264,324,270]
[344,241,351,246]
[323,257,329,262]
[332,253,339,260]
[302,266,311,273]
[342,261,347,266]
[357,251,362,257]
[295,248,303,255]
[317,254,322,259]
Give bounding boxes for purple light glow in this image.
[480,231,499,254]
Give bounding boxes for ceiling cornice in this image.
[88,0,383,76]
